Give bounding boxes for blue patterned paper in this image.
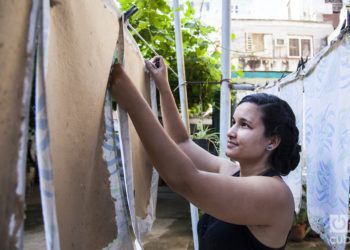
[102,91,134,249]
[35,34,60,250]
[280,81,304,213]
[304,35,350,249]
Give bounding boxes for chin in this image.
[225,150,237,160]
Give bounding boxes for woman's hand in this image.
[145,56,170,93]
[109,63,134,109]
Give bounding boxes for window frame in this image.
[287,36,313,58]
[246,33,265,53]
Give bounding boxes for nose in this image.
[227,124,237,138]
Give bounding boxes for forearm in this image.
[159,84,231,174]
[158,85,190,143]
[145,58,190,144]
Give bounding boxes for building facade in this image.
[231,19,333,84]
[190,0,339,84]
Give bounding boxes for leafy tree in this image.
[118,0,223,116]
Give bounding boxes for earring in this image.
[266,145,273,151]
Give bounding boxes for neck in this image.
[238,160,271,177]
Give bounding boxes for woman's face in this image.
[226,102,271,163]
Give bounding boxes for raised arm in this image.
[110,63,198,193]
[145,57,237,175]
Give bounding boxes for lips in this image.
[227,140,238,149]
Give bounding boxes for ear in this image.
[267,135,281,151]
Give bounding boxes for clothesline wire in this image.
[126,22,179,78]
[126,22,256,91]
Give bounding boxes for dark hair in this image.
[238,93,301,176]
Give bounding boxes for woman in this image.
[110,56,300,250]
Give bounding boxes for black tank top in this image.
[197,168,286,250]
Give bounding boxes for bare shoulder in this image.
[257,175,294,213]
[182,170,294,227]
[263,175,295,227]
[272,176,295,210]
[248,176,294,247]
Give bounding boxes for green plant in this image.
[118,0,238,112]
[290,184,311,241]
[293,208,308,225]
[191,122,219,153]
[294,184,309,225]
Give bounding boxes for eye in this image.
[240,122,250,128]
[231,119,236,126]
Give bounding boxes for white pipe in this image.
[173,0,190,130]
[219,0,231,156]
[173,1,199,250]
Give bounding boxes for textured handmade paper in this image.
[123,32,154,218]
[46,1,119,248]
[0,1,32,248]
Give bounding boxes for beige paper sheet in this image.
[46,1,120,249]
[124,33,153,218]
[0,1,32,248]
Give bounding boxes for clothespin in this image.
[278,72,288,81]
[339,7,350,33]
[123,5,138,23]
[297,56,308,71]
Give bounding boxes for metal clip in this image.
[123,5,138,22]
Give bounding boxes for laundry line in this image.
[125,15,256,92]
[256,8,350,93]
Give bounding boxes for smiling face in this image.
[226,102,271,164]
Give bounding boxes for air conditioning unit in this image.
[275,38,285,47]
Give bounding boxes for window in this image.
[289,39,299,56]
[246,33,264,52]
[301,39,311,57]
[288,37,312,57]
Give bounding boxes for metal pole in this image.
[219,0,231,156]
[173,1,199,249]
[173,0,190,130]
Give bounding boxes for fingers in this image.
[150,55,162,63]
[145,56,168,80]
[111,63,124,79]
[111,63,123,73]
[157,57,166,68]
[110,63,128,86]
[150,56,165,67]
[145,60,157,72]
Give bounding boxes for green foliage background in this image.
[118,0,223,116]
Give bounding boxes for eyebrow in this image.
[232,117,253,125]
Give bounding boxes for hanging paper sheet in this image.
[45,1,120,248]
[102,91,135,249]
[35,31,61,250]
[304,35,350,248]
[279,80,304,213]
[0,1,37,248]
[117,23,159,239]
[123,30,154,220]
[260,83,280,96]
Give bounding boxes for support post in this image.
[219,0,232,156]
[173,1,199,249]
